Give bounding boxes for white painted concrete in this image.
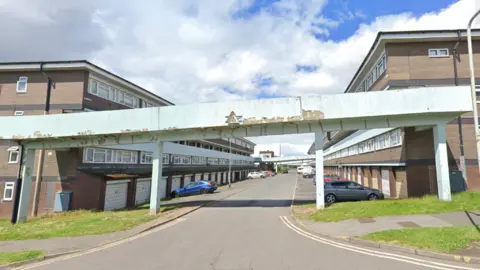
[17,149,35,223]
[315,130,325,210]
[150,141,164,215]
[433,123,452,201]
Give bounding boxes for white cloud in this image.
[0,0,477,156]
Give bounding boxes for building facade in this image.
[0,61,256,218]
[310,29,480,198]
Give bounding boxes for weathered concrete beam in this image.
[0,86,472,149]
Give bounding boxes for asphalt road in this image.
[19,173,478,270]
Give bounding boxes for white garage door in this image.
[184,175,193,186]
[172,176,182,192]
[216,172,222,183]
[195,174,202,181]
[381,169,391,197]
[105,180,129,211]
[135,179,151,206]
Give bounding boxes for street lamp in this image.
[467,8,480,173]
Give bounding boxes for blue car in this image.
[170,181,217,198]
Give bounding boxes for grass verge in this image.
[0,205,178,241]
[295,192,480,222]
[0,250,44,266]
[362,226,480,253]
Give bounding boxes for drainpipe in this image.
[31,63,54,217]
[453,30,468,188]
[467,9,480,174]
[10,142,24,224]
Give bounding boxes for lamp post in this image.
[468,8,480,173]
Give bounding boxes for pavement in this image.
[0,179,254,256]
[10,173,476,270]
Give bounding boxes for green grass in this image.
[303,192,480,222]
[0,205,177,241]
[0,250,44,266]
[362,226,480,253]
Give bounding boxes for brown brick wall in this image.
[386,41,480,81]
[61,172,104,210]
[394,167,408,198]
[0,70,85,109]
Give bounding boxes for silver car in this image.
[324,181,384,204]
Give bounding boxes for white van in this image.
[297,166,305,174]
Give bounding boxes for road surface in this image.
[19,173,477,270]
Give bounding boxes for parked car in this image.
[303,169,315,178]
[263,171,273,177]
[324,180,384,203]
[324,175,340,182]
[171,181,217,198]
[247,171,265,179]
[283,170,289,174]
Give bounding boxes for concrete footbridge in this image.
[261,155,315,163]
[0,86,472,223]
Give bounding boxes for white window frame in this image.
[162,154,169,164]
[428,48,449,58]
[13,111,24,116]
[16,77,28,93]
[141,151,153,164]
[7,146,20,164]
[3,182,14,201]
[88,77,140,108]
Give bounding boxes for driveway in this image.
[18,173,477,270]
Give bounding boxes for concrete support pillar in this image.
[433,123,452,201]
[274,163,278,172]
[150,141,164,215]
[315,129,325,209]
[17,148,36,223]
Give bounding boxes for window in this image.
[163,154,169,164]
[181,156,192,164]
[88,78,140,108]
[428,48,449,58]
[390,129,401,146]
[192,156,201,165]
[141,152,153,164]
[85,148,94,162]
[172,155,182,164]
[207,158,219,165]
[3,182,14,201]
[347,182,362,189]
[365,139,374,152]
[16,77,28,93]
[330,182,347,189]
[375,135,386,150]
[84,148,135,164]
[13,111,24,116]
[7,146,20,163]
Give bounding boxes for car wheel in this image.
[261,176,265,178]
[325,194,336,204]
[368,194,379,200]
[200,189,208,195]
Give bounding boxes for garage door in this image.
[381,169,391,197]
[216,172,222,184]
[135,179,151,206]
[105,180,129,211]
[195,174,202,181]
[184,175,193,186]
[172,176,181,192]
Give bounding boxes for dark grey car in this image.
[324,181,384,204]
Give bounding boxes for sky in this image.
[0,0,478,156]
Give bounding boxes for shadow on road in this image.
[161,199,315,208]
